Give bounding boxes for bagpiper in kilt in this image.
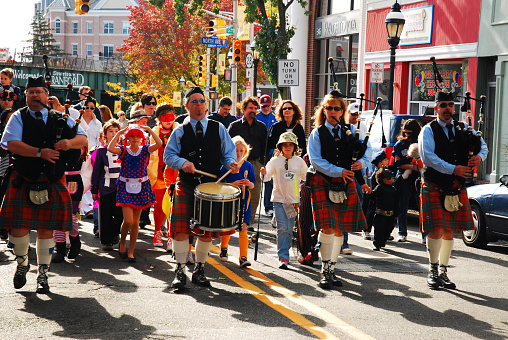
[307,91,371,289]
[418,90,488,290]
[0,76,87,294]
[163,86,239,289]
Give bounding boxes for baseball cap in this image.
[259,95,272,106]
[348,103,360,113]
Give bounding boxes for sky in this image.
[0,0,41,57]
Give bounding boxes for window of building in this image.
[103,45,114,58]
[86,44,93,57]
[55,19,60,34]
[122,22,130,35]
[73,22,78,34]
[72,44,78,56]
[87,22,93,34]
[104,22,114,34]
[329,0,359,15]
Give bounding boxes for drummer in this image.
[164,86,239,289]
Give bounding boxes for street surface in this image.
[1,212,507,340]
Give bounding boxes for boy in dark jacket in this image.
[371,167,399,250]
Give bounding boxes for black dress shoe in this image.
[330,272,343,287]
[127,257,136,263]
[427,263,440,290]
[13,261,30,289]
[192,263,211,287]
[319,273,332,289]
[36,264,50,294]
[439,265,456,289]
[171,264,187,289]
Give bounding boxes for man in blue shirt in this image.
[256,94,277,217]
[207,96,237,129]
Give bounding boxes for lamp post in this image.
[179,76,186,115]
[250,40,260,99]
[150,84,156,94]
[385,0,405,111]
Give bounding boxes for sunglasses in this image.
[438,102,454,108]
[282,107,293,111]
[191,99,206,104]
[325,106,343,112]
[261,105,270,108]
[349,113,359,116]
[146,101,156,106]
[1,98,13,102]
[85,106,95,110]
[118,114,125,116]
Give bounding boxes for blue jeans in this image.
[274,202,294,261]
[264,179,274,211]
[396,178,417,236]
[341,232,349,250]
[93,207,99,231]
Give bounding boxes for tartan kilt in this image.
[0,172,72,231]
[419,181,473,233]
[169,179,235,238]
[310,175,366,233]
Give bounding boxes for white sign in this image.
[0,48,9,63]
[399,5,434,46]
[245,53,253,68]
[246,68,252,79]
[278,59,299,87]
[370,63,384,84]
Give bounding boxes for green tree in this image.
[26,11,61,56]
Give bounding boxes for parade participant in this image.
[0,108,15,240]
[218,136,255,267]
[164,86,239,288]
[1,68,22,109]
[207,96,237,129]
[256,95,277,218]
[371,167,399,250]
[99,105,113,123]
[91,120,123,250]
[261,132,307,269]
[74,86,102,123]
[418,91,487,290]
[108,124,162,263]
[141,93,158,128]
[228,97,268,227]
[0,76,87,293]
[393,119,422,242]
[148,103,178,247]
[307,91,369,289]
[267,100,307,156]
[117,111,128,129]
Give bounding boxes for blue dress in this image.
[116,144,156,209]
[220,161,256,224]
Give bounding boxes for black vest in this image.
[421,119,469,188]
[178,119,222,187]
[318,124,353,170]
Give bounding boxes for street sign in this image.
[245,53,253,69]
[246,68,253,79]
[226,26,233,34]
[201,35,228,48]
[370,63,384,84]
[278,59,299,87]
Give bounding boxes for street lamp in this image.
[251,40,260,99]
[179,76,186,115]
[385,0,405,110]
[150,84,156,94]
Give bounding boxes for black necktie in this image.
[35,111,43,120]
[196,121,203,142]
[446,124,455,141]
[332,127,340,141]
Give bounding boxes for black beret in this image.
[378,167,394,181]
[26,76,46,89]
[371,150,387,166]
[185,86,204,98]
[435,91,454,103]
[328,89,343,98]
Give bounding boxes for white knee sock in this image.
[330,235,344,263]
[318,232,335,263]
[426,237,442,264]
[195,238,212,264]
[36,238,55,266]
[9,234,30,266]
[439,239,454,272]
[173,239,189,264]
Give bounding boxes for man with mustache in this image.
[418,91,487,290]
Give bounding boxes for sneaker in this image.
[153,231,163,247]
[239,256,251,268]
[166,238,173,254]
[340,248,353,255]
[397,235,407,242]
[362,231,372,240]
[271,216,277,229]
[186,251,195,264]
[279,259,289,269]
[219,248,228,262]
[265,209,274,217]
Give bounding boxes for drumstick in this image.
[216,154,249,183]
[194,169,217,179]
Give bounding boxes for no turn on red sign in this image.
[278,59,299,87]
[370,63,384,84]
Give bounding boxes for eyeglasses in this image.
[438,102,455,108]
[349,113,359,116]
[146,102,156,106]
[325,106,343,112]
[118,114,125,116]
[27,90,46,96]
[191,99,206,104]
[85,106,95,110]
[282,107,293,111]
[1,98,13,102]
[261,105,270,108]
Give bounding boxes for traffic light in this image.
[208,19,227,35]
[211,74,218,88]
[198,54,207,86]
[233,40,241,63]
[75,0,90,15]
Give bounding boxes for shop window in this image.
[367,70,390,110]
[329,0,359,14]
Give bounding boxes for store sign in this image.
[12,69,85,87]
[399,5,434,46]
[370,63,384,84]
[412,63,462,100]
[315,11,360,39]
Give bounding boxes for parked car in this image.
[462,175,508,247]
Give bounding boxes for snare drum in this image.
[192,183,241,232]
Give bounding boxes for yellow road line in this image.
[210,246,376,340]
[207,255,339,340]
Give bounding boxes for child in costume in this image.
[371,167,399,250]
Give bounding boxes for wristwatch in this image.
[36,148,42,158]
